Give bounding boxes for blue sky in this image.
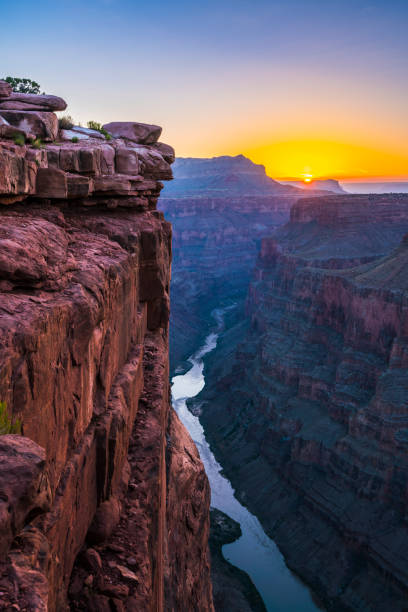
[2,0,408,177]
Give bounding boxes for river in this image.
[171,308,321,612]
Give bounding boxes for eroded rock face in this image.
[103,121,162,145]
[200,194,408,611]
[0,110,59,141]
[0,105,213,611]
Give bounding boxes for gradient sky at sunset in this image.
[2,0,408,180]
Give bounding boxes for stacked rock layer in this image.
[201,194,408,611]
[0,82,213,611]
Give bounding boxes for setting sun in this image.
[242,139,408,182]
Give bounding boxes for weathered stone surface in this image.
[115,146,139,175]
[0,115,32,141]
[0,126,215,612]
[61,126,106,141]
[0,109,58,141]
[0,143,37,199]
[0,80,12,98]
[200,194,408,611]
[0,92,67,112]
[36,165,68,198]
[103,121,162,144]
[165,410,213,611]
[152,141,176,164]
[0,436,51,558]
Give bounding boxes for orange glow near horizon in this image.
[239,139,408,182]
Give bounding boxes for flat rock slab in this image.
[103,121,162,145]
[0,93,67,112]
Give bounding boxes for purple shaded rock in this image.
[0,435,51,559]
[102,121,162,144]
[0,110,58,141]
[0,93,67,112]
[152,142,175,164]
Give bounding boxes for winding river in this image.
[171,308,321,612]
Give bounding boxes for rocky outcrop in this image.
[200,194,408,611]
[0,84,213,612]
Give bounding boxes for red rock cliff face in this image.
[201,194,408,611]
[0,83,213,612]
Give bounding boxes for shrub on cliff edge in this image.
[4,77,42,94]
[0,402,21,435]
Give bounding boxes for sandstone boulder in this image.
[152,141,175,164]
[0,80,12,98]
[60,126,106,141]
[0,115,33,141]
[0,110,58,141]
[0,92,67,112]
[132,145,172,180]
[102,121,162,144]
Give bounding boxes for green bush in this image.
[71,136,79,143]
[0,402,21,435]
[5,77,41,94]
[87,120,102,131]
[87,121,112,140]
[32,138,43,149]
[59,115,75,130]
[13,133,25,146]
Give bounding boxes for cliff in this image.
[200,194,408,611]
[0,83,213,611]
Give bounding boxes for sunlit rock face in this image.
[0,81,213,612]
[200,193,408,611]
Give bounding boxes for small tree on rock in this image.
[4,77,42,94]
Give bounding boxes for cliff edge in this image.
[0,81,213,611]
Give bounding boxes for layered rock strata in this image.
[200,194,408,611]
[0,84,213,612]
[159,156,322,368]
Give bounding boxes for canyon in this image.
[160,154,408,609]
[198,193,408,610]
[0,82,213,611]
[2,76,408,612]
[160,155,320,368]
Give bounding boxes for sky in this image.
[2,0,408,180]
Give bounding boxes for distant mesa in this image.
[163,154,339,197]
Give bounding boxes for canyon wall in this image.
[0,83,213,611]
[200,193,408,611]
[160,155,317,368]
